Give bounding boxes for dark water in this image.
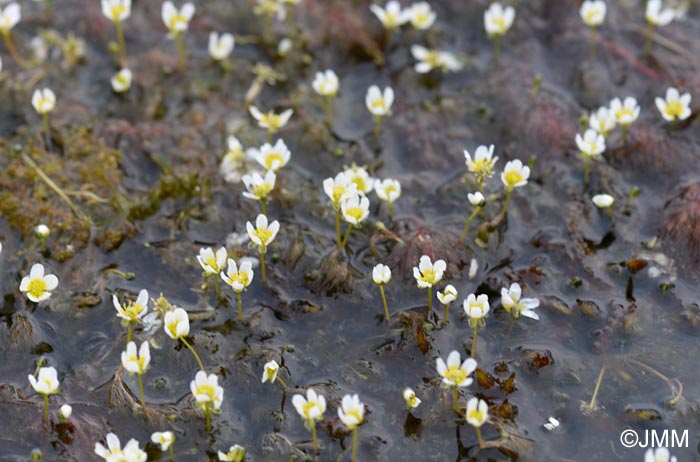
[1,0,700,461]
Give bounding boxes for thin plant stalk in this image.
[587,363,607,411]
[236,292,243,321]
[379,284,390,322]
[589,27,597,62]
[213,275,221,299]
[310,421,318,455]
[260,198,268,215]
[42,114,49,146]
[583,155,591,184]
[127,321,133,344]
[387,201,393,220]
[259,249,268,285]
[493,35,501,64]
[471,325,479,358]
[622,124,629,144]
[115,20,127,66]
[452,386,460,414]
[276,376,287,389]
[339,225,353,251]
[169,445,174,462]
[325,96,333,126]
[644,23,654,56]
[351,427,358,462]
[204,408,212,432]
[137,373,145,408]
[2,31,27,68]
[373,115,383,140]
[176,33,186,72]
[442,302,452,324]
[181,337,205,371]
[335,209,341,248]
[43,394,49,423]
[427,286,433,312]
[500,189,513,216]
[460,207,481,242]
[21,154,83,219]
[475,426,484,448]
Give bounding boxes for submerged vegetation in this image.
[0,0,698,461]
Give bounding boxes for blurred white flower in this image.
[162,1,195,35]
[407,2,436,30]
[413,255,446,288]
[484,2,515,36]
[411,45,462,73]
[365,85,394,117]
[646,0,675,26]
[500,282,539,320]
[111,69,133,93]
[209,32,235,61]
[20,263,58,303]
[28,366,60,395]
[32,88,56,115]
[579,1,606,27]
[436,350,477,387]
[312,70,339,97]
[370,1,409,30]
[655,87,692,122]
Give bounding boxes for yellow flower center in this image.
[468,408,485,423]
[302,400,319,418]
[444,364,467,384]
[122,302,145,321]
[351,176,368,192]
[27,278,47,300]
[504,170,523,187]
[252,228,272,245]
[664,100,684,119]
[252,182,273,199]
[419,268,437,285]
[383,185,397,198]
[169,14,187,32]
[615,108,633,121]
[470,158,494,176]
[415,12,428,25]
[261,113,282,130]
[344,206,365,222]
[469,302,485,316]
[226,271,250,291]
[407,396,418,407]
[492,17,507,33]
[370,99,387,112]
[332,185,348,204]
[264,152,285,170]
[167,320,181,337]
[585,10,599,23]
[424,51,443,68]
[110,4,126,20]
[345,408,363,425]
[196,384,216,401]
[204,256,220,271]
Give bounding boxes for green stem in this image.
[500,189,513,217]
[379,284,390,322]
[590,27,596,62]
[387,201,393,220]
[325,95,333,126]
[176,33,186,72]
[471,325,478,358]
[205,408,212,432]
[460,207,481,242]
[335,209,342,249]
[583,155,591,185]
[373,115,383,140]
[137,373,145,408]
[493,35,501,64]
[181,337,205,371]
[339,224,353,251]
[644,23,654,56]
[260,198,268,215]
[127,321,133,344]
[310,421,318,455]
[276,376,287,389]
[115,20,127,66]
[587,363,607,411]
[475,426,484,448]
[169,445,174,462]
[214,275,221,299]
[622,125,629,144]
[443,302,451,324]
[452,386,460,414]
[236,292,243,321]
[2,31,27,68]
[43,394,49,423]
[260,249,268,285]
[267,129,273,143]
[351,427,358,462]
[427,286,433,312]
[263,13,273,43]
[21,153,83,218]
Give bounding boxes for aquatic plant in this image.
[113,289,148,343]
[101,0,131,65]
[463,293,490,358]
[436,351,477,413]
[579,1,606,60]
[262,359,287,389]
[312,70,340,125]
[28,366,60,422]
[374,178,401,219]
[121,341,150,408]
[338,394,365,462]
[372,263,392,321]
[365,85,394,139]
[464,145,498,191]
[292,388,326,456]
[151,431,175,462]
[190,371,224,432]
[655,87,692,125]
[437,284,457,325]
[500,283,540,320]
[20,263,58,303]
[246,213,279,285]
[500,159,530,216]
[413,255,446,312]
[221,258,254,321]
[161,1,195,71]
[403,387,422,410]
[95,433,147,462]
[461,192,485,242]
[465,398,489,448]
[484,2,515,63]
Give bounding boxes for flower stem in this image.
[493,35,501,64]
[587,363,607,411]
[176,33,186,72]
[427,286,433,312]
[204,408,212,432]
[460,207,481,242]
[260,249,268,285]
[387,201,393,220]
[325,95,333,126]
[310,421,318,455]
[379,284,390,322]
[214,275,221,299]
[137,373,145,408]
[43,394,49,423]
[260,198,268,216]
[115,20,127,66]
[452,386,460,414]
[127,321,133,344]
[471,325,479,358]
[583,155,591,185]
[351,427,358,462]
[339,225,353,251]
[335,209,341,249]
[475,426,484,448]
[169,445,174,462]
[2,31,27,68]
[443,302,451,324]
[373,115,383,140]
[181,337,205,371]
[500,189,513,217]
[622,124,629,144]
[644,23,654,56]
[236,292,243,321]
[276,376,288,389]
[589,27,596,62]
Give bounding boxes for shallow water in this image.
[1,0,700,461]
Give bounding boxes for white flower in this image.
[484,2,515,36]
[102,0,131,22]
[403,387,421,409]
[655,87,692,122]
[28,366,59,395]
[251,139,291,171]
[338,394,365,429]
[375,178,401,203]
[413,255,446,288]
[121,341,151,375]
[220,137,245,183]
[463,293,490,326]
[465,398,489,427]
[500,159,530,190]
[59,404,72,420]
[344,164,375,194]
[262,360,280,383]
[365,85,394,117]
[162,1,195,35]
[609,97,640,126]
[190,371,224,411]
[111,69,132,93]
[588,107,615,136]
[242,170,276,201]
[592,193,614,209]
[341,193,370,225]
[113,289,148,322]
[32,88,56,115]
[208,32,235,61]
[372,263,392,285]
[218,445,246,462]
[407,2,436,30]
[436,350,477,387]
[0,3,20,33]
[278,37,292,56]
[411,45,462,73]
[121,439,147,462]
[468,258,478,280]
[292,388,326,421]
[468,192,486,207]
[20,263,58,303]
[543,417,560,431]
[645,448,677,462]
[312,70,339,97]
[246,214,280,248]
[575,129,606,158]
[437,285,458,305]
[369,1,409,30]
[500,282,539,320]
[579,1,606,27]
[465,145,498,179]
[249,106,293,133]
[221,259,254,293]
[646,0,675,26]
[323,172,358,208]
[197,246,228,274]
[164,307,190,339]
[151,431,175,451]
[95,433,124,462]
